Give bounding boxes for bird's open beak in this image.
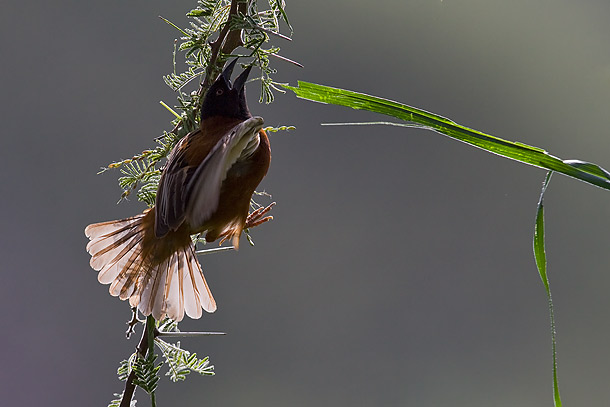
[233,65,252,91]
[221,59,239,86]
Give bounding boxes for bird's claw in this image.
[217,202,276,246]
[244,202,276,229]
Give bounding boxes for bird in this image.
[84,59,272,322]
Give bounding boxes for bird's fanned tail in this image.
[85,210,216,321]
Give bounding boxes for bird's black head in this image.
[200,59,253,121]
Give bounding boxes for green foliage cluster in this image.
[132,352,162,395]
[113,317,217,406]
[104,0,292,207]
[156,339,215,382]
[108,393,137,407]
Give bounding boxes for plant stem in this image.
[168,0,248,137]
[119,316,155,407]
[202,0,248,91]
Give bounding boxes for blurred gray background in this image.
[3,0,610,405]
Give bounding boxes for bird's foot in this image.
[244,202,276,229]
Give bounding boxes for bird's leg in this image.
[217,202,276,246]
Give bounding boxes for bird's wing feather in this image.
[184,116,264,230]
[155,131,201,237]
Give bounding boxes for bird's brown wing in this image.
[154,116,264,237]
[184,116,264,231]
[155,130,203,237]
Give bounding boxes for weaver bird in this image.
[85,60,272,321]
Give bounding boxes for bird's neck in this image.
[200,116,245,137]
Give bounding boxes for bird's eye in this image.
[216,89,224,96]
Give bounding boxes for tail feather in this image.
[138,257,169,319]
[97,234,144,285]
[85,210,217,321]
[192,245,216,313]
[86,215,145,273]
[85,217,141,240]
[110,241,146,300]
[184,246,205,318]
[163,252,184,321]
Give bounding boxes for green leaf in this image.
[132,351,162,395]
[270,0,293,33]
[263,125,295,133]
[534,172,552,293]
[187,9,208,17]
[155,338,215,382]
[284,81,610,191]
[117,357,134,382]
[564,159,610,179]
[108,392,137,407]
[534,172,562,407]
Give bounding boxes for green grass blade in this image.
[534,172,562,407]
[284,81,610,191]
[534,172,552,294]
[286,81,573,405]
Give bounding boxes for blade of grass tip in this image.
[283,82,610,192]
[534,171,562,407]
[534,172,552,292]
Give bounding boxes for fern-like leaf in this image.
[155,338,215,382]
[163,65,204,92]
[108,392,137,407]
[132,352,162,395]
